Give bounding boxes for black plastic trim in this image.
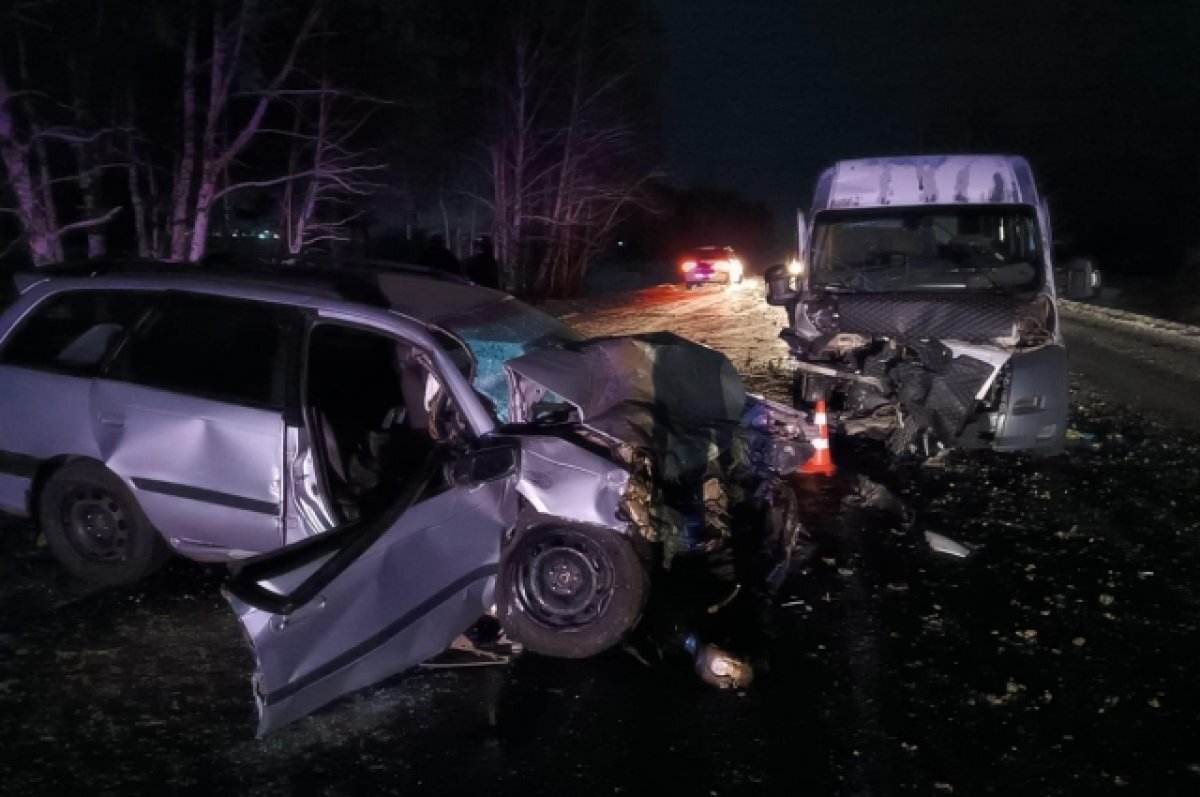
[0,450,39,479]
[131,477,280,515]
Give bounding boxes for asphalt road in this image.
[1060,313,1200,430]
[3,280,1200,796]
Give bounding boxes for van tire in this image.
[39,461,171,587]
[497,524,649,659]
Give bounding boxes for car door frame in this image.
[222,306,517,733]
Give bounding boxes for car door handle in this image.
[98,412,125,428]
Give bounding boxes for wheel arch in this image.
[28,454,87,523]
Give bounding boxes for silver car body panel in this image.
[285,425,338,543]
[90,379,287,558]
[515,435,630,531]
[0,367,96,515]
[229,473,516,735]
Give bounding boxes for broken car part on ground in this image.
[766,155,1100,460]
[0,259,825,733]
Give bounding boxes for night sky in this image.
[656,0,1200,268]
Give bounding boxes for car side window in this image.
[0,290,151,375]
[109,294,292,409]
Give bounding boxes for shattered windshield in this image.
[810,205,1043,293]
[438,298,582,422]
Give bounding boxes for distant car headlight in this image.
[787,259,805,276]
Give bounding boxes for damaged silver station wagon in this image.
[766,155,1099,459]
[0,259,820,732]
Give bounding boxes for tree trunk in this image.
[187,168,217,262]
[127,154,151,258]
[124,92,152,258]
[0,75,58,266]
[168,14,198,260]
[69,60,105,258]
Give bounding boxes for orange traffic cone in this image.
[800,399,836,477]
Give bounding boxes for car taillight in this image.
[681,260,697,272]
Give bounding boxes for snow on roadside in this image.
[1061,299,1200,354]
[540,277,797,402]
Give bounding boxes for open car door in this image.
[224,443,519,734]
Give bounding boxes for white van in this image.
[766,155,1099,458]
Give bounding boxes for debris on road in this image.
[925,531,972,559]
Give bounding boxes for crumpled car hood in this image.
[505,333,815,562]
[503,331,745,425]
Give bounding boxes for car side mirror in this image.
[1058,257,1100,300]
[765,263,799,305]
[448,442,519,486]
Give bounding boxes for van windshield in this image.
[810,205,1043,293]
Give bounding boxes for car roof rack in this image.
[201,253,473,285]
[17,254,474,308]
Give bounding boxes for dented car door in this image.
[224,442,519,734]
[95,294,301,557]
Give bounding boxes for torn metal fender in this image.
[515,434,630,532]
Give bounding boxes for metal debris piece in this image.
[686,636,754,689]
[418,633,518,669]
[925,531,971,558]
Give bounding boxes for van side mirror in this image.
[1057,257,1100,300]
[765,263,799,305]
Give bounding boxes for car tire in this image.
[497,524,649,659]
[39,460,171,587]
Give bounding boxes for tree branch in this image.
[54,205,122,236]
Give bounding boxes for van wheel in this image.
[39,461,170,586]
[497,525,649,659]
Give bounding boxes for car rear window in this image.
[0,290,152,375]
[109,294,293,409]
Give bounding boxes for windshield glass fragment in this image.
[439,298,581,422]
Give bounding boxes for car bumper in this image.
[684,271,732,285]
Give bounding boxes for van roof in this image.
[813,155,1040,212]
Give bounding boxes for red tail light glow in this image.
[681,260,697,272]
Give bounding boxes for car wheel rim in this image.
[61,486,131,563]
[516,531,615,628]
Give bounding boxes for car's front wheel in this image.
[39,460,171,586]
[497,524,649,659]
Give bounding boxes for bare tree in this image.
[277,83,387,255]
[482,0,657,297]
[158,0,323,262]
[0,72,60,264]
[0,1,130,265]
[0,45,122,264]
